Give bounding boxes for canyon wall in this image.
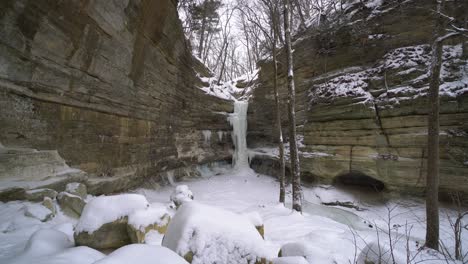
[248,0,468,200]
[0,0,233,196]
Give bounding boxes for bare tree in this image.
[271,5,287,205]
[425,0,445,250]
[283,0,302,212]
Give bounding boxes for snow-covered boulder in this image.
[65,182,87,199]
[278,242,312,258]
[272,256,309,264]
[24,188,58,202]
[57,191,86,218]
[357,242,394,264]
[24,204,54,222]
[162,202,271,264]
[170,185,194,208]
[94,244,189,264]
[74,194,149,249]
[127,204,171,243]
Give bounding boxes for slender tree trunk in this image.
[241,15,253,72]
[271,8,286,205]
[198,17,207,58]
[425,0,445,251]
[218,42,229,85]
[283,0,302,212]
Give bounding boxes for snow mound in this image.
[162,202,271,264]
[170,185,194,207]
[357,242,401,264]
[272,256,309,264]
[7,229,92,264]
[280,242,312,258]
[11,246,105,264]
[94,244,188,264]
[75,194,149,233]
[22,229,73,256]
[128,205,169,231]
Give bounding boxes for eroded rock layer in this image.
[248,0,468,199]
[0,0,233,195]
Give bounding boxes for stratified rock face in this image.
[248,0,468,198]
[0,0,233,193]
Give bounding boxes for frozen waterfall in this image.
[228,101,249,169]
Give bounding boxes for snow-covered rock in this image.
[65,182,87,199]
[24,188,58,202]
[170,185,194,208]
[41,197,56,216]
[57,191,86,218]
[127,205,171,243]
[75,194,149,234]
[74,194,149,249]
[357,242,397,264]
[24,204,53,222]
[279,242,312,258]
[94,244,188,264]
[162,202,271,264]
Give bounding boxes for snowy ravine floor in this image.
[138,167,468,263]
[0,167,467,263]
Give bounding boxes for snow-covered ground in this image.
[136,167,468,263]
[0,166,467,263]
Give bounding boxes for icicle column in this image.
[228,101,249,169]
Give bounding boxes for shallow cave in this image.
[333,171,385,192]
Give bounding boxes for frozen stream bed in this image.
[0,167,466,263]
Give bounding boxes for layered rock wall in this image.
[248,0,468,199]
[0,0,233,194]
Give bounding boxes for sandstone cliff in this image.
[248,0,468,200]
[0,0,233,197]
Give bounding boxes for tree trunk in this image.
[271,7,286,205]
[217,42,229,85]
[198,17,207,58]
[283,0,302,212]
[425,0,445,251]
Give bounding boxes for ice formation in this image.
[228,101,249,169]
